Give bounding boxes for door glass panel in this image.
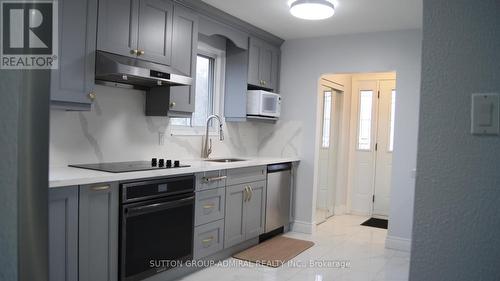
[389,90,396,151]
[321,91,332,148]
[358,90,373,150]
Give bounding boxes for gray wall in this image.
[0,72,20,281]
[259,29,422,242]
[410,0,500,280]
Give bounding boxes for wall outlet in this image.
[158,132,165,145]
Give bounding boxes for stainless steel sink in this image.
[204,158,246,163]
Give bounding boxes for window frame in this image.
[170,42,226,136]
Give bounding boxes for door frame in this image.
[346,72,397,217]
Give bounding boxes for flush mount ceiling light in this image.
[289,0,335,20]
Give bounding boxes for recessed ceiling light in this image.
[289,0,335,20]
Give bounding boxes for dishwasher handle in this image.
[267,162,292,173]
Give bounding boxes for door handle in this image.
[202,175,227,183]
[91,185,109,191]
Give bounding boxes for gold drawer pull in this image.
[202,236,214,244]
[203,203,215,209]
[202,175,227,183]
[91,185,109,191]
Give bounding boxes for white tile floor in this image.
[179,215,410,281]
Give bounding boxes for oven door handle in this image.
[126,196,194,217]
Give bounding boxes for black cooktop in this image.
[69,160,189,173]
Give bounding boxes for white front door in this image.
[372,80,396,217]
[350,80,378,214]
[350,78,396,217]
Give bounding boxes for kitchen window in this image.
[170,43,225,135]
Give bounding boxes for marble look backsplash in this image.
[50,85,302,166]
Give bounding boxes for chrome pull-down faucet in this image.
[203,115,224,158]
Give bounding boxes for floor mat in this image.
[361,218,388,229]
[233,236,314,267]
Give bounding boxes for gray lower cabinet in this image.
[193,219,224,259]
[79,182,119,281]
[195,187,225,226]
[224,180,267,248]
[226,166,266,186]
[247,36,280,92]
[168,3,199,116]
[51,0,97,110]
[243,181,266,239]
[97,0,173,65]
[49,187,79,281]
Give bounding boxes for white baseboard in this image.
[334,205,346,215]
[385,235,412,252]
[291,220,315,234]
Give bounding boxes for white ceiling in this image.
[201,0,422,40]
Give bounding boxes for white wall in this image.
[50,85,262,166]
[259,30,422,244]
[410,0,500,280]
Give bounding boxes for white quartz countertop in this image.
[49,157,300,188]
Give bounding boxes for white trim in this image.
[334,204,346,215]
[385,235,412,252]
[170,42,226,136]
[291,220,315,234]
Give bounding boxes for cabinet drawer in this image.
[193,219,224,259]
[195,187,225,226]
[226,166,266,186]
[196,170,226,191]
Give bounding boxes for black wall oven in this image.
[120,175,195,281]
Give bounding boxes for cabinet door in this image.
[169,3,198,115]
[224,184,247,248]
[79,183,119,281]
[49,187,78,281]
[247,38,261,87]
[245,181,267,239]
[97,0,138,58]
[51,0,97,110]
[270,49,280,92]
[137,0,173,65]
[258,46,273,89]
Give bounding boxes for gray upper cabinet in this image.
[97,0,138,58]
[49,187,79,281]
[79,182,119,281]
[168,3,199,116]
[137,0,173,65]
[50,0,98,111]
[247,36,280,92]
[97,0,173,65]
[224,180,267,248]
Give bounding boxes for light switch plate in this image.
[471,93,500,135]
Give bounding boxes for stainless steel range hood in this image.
[95,51,192,90]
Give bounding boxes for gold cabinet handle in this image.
[91,185,109,191]
[243,186,249,202]
[203,203,216,209]
[202,236,214,244]
[130,49,138,55]
[202,175,227,183]
[170,101,176,108]
[88,92,96,101]
[138,50,145,56]
[248,186,253,201]
[263,80,267,86]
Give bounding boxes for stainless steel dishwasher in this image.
[265,163,292,233]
